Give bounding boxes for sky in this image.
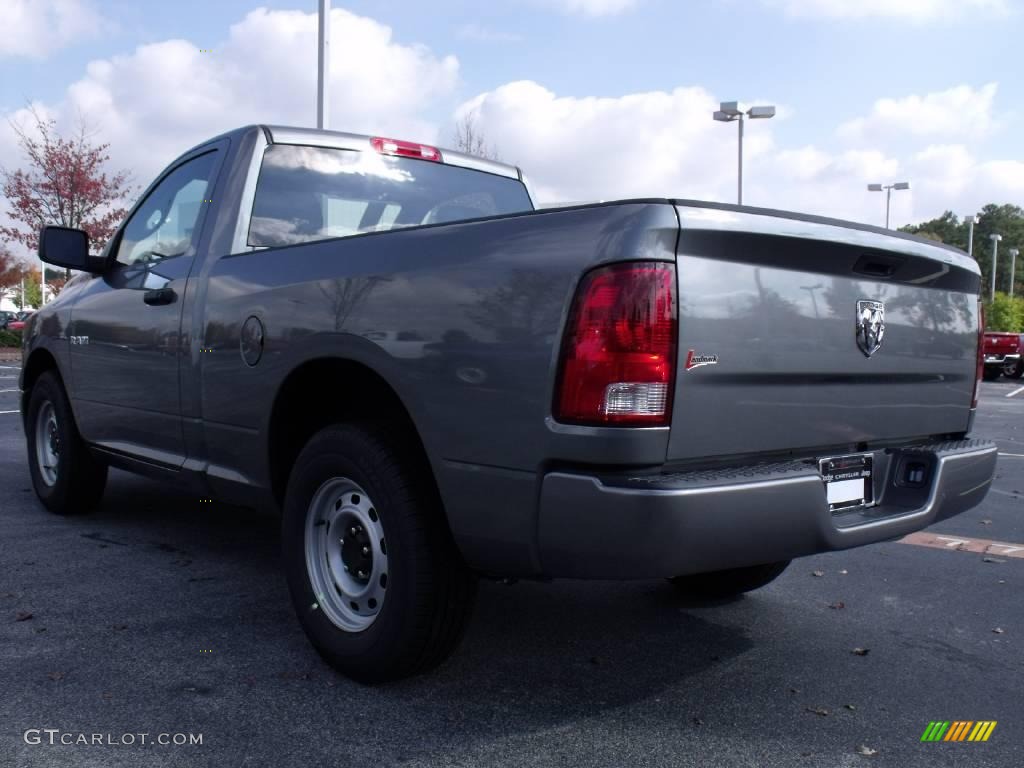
[1,0,1022,253]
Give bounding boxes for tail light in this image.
[555,262,677,426]
[370,136,441,162]
[973,301,984,408]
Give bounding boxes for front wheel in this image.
[1004,359,1024,379]
[26,371,107,514]
[669,560,790,599]
[282,423,476,683]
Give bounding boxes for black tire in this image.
[26,370,107,515]
[1004,359,1024,379]
[669,560,790,599]
[282,423,477,683]
[982,367,1001,381]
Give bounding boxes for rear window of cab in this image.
[248,144,533,248]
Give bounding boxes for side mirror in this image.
[38,226,106,274]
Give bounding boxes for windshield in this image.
[247,144,533,248]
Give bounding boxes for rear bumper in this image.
[985,353,1020,364]
[537,439,997,579]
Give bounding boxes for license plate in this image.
[819,454,873,513]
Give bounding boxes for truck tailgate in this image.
[985,332,1019,355]
[667,203,982,462]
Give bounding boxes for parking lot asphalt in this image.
[1,362,1021,768]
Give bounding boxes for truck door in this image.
[68,147,223,467]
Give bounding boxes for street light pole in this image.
[317,0,330,129]
[964,213,978,258]
[989,233,1002,301]
[1009,248,1019,297]
[867,182,910,229]
[737,116,744,206]
[714,101,775,206]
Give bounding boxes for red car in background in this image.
[7,311,33,332]
[983,331,1024,380]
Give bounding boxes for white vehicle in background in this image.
[359,330,430,359]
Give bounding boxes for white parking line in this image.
[1006,384,1024,398]
[999,452,1024,458]
[0,410,19,414]
[902,532,1024,558]
[0,388,18,393]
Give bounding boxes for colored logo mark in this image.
[921,721,997,742]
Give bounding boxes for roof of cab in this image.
[261,125,522,181]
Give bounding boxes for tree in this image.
[1,107,133,277]
[984,292,1024,332]
[901,204,1024,297]
[43,267,67,298]
[22,270,42,310]
[452,111,499,160]
[900,211,967,250]
[973,204,1024,298]
[0,245,29,307]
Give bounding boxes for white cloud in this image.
[537,0,642,16]
[759,0,1010,20]
[456,23,522,42]
[459,80,1019,229]
[457,81,742,203]
[838,84,998,143]
[4,7,458,183]
[980,159,1024,196]
[0,0,103,58]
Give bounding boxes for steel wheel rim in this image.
[1004,360,1018,377]
[34,401,60,487]
[304,477,388,632]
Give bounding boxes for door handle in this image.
[143,287,176,306]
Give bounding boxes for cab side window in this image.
[115,151,219,267]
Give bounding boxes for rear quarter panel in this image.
[198,202,679,572]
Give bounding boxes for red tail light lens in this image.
[973,301,984,408]
[370,136,441,162]
[555,262,677,426]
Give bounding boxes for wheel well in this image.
[21,348,59,415]
[267,358,429,507]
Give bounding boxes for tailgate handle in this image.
[853,254,905,278]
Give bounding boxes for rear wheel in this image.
[282,423,477,683]
[26,371,107,514]
[669,560,790,599]
[1004,359,1024,379]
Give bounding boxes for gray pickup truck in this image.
[23,125,997,682]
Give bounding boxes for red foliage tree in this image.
[1,107,133,266]
[0,244,29,306]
